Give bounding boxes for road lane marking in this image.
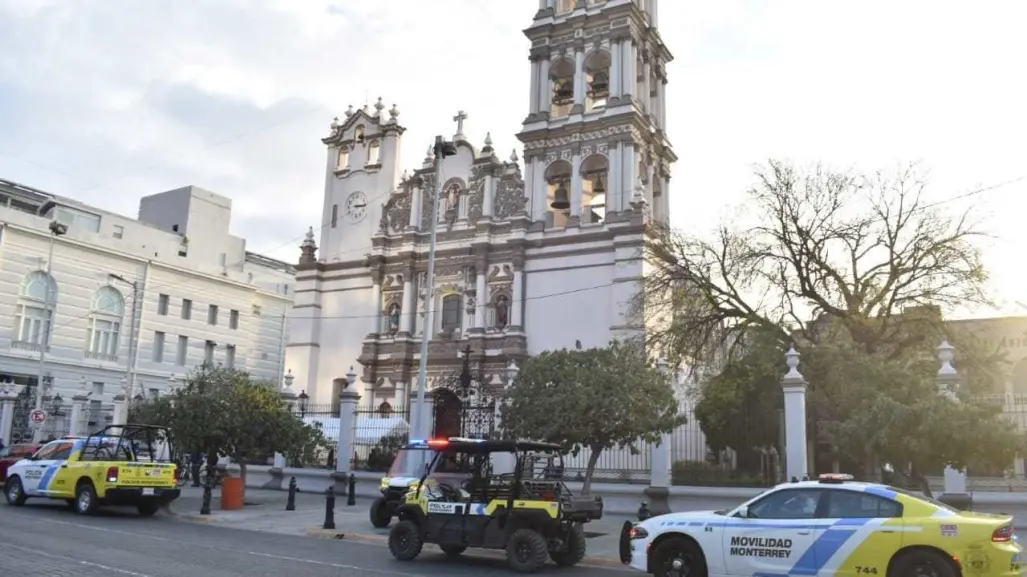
[1,512,430,576]
[0,542,155,576]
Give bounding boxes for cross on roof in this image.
[453,110,468,137]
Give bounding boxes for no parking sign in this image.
[28,409,47,429]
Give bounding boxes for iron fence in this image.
[561,444,652,484]
[297,402,341,469]
[351,402,410,472]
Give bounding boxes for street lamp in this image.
[346,366,357,390]
[411,135,459,441]
[109,273,142,399]
[33,220,67,442]
[505,360,519,385]
[298,390,309,418]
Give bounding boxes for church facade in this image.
[286,0,675,408]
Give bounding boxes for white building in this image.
[0,178,293,440]
[287,0,674,414]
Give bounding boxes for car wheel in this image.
[505,528,549,573]
[369,496,391,528]
[74,483,99,516]
[388,520,424,561]
[550,523,587,567]
[440,544,467,557]
[4,477,27,506]
[890,549,958,577]
[651,536,708,577]
[137,501,161,517]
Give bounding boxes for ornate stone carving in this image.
[488,264,514,282]
[466,165,487,222]
[522,124,638,150]
[493,176,527,220]
[380,191,411,234]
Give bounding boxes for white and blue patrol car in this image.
[619,474,1024,577]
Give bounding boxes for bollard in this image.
[286,477,297,511]
[347,473,356,506]
[200,465,213,515]
[637,501,651,521]
[323,486,336,530]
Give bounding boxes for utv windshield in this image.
[388,447,435,478]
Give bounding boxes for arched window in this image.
[367,139,381,166]
[87,286,124,359]
[440,294,462,333]
[14,271,57,346]
[354,125,365,143]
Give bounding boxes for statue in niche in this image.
[494,295,510,330]
[387,303,401,334]
[445,183,461,212]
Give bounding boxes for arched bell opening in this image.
[544,159,573,228]
[580,154,609,225]
[584,50,612,111]
[549,58,575,118]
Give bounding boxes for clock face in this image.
[345,191,368,223]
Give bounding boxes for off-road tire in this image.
[74,482,99,516]
[505,528,549,573]
[651,536,708,577]
[137,501,161,517]
[889,549,958,577]
[440,544,467,557]
[388,520,424,561]
[550,523,587,567]
[4,477,27,506]
[369,496,391,528]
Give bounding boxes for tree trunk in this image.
[582,447,603,495]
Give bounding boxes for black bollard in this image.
[637,501,651,521]
[347,473,356,506]
[200,473,213,515]
[286,477,297,511]
[323,486,336,530]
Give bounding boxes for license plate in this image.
[142,488,154,496]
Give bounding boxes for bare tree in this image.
[640,160,989,368]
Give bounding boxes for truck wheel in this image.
[651,536,708,577]
[137,501,161,517]
[506,528,549,573]
[388,520,424,561]
[550,523,587,567]
[369,497,391,528]
[440,544,467,557]
[890,549,957,577]
[4,477,27,506]
[74,482,99,516]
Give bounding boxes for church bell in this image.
[592,174,607,194]
[550,182,570,210]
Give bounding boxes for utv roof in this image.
[417,437,563,454]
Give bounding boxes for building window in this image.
[55,207,101,233]
[207,305,218,325]
[177,336,188,365]
[112,225,124,239]
[86,286,124,360]
[14,271,57,348]
[181,299,192,320]
[367,139,381,165]
[225,345,236,368]
[148,388,159,399]
[153,331,165,363]
[337,146,349,169]
[440,294,461,333]
[157,294,169,315]
[204,340,216,365]
[229,309,239,330]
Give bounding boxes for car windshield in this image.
[387,447,433,477]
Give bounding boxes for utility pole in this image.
[410,135,458,442]
[33,220,68,442]
[110,262,148,399]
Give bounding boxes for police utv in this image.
[369,439,472,528]
[387,437,604,573]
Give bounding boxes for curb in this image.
[162,502,221,525]
[303,527,625,568]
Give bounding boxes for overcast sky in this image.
[0,0,1024,317]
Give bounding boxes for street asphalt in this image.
[0,499,632,576]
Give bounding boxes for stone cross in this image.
[453,110,468,137]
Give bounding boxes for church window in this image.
[354,125,365,143]
[580,153,609,225]
[584,50,612,111]
[548,58,575,117]
[386,302,401,335]
[337,146,349,169]
[440,294,461,333]
[331,204,338,228]
[492,295,510,330]
[367,140,381,166]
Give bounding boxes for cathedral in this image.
[286,0,675,408]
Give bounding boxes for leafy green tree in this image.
[130,365,330,487]
[500,340,684,494]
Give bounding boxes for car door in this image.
[20,442,59,495]
[816,488,904,577]
[38,441,76,497]
[722,488,830,577]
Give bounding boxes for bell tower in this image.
[518,0,674,230]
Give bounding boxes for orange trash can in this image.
[220,476,245,511]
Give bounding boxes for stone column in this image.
[621,142,636,210]
[0,383,20,444]
[482,171,495,219]
[569,151,583,224]
[936,340,972,510]
[645,357,673,515]
[475,266,487,331]
[370,277,383,336]
[531,156,548,221]
[70,393,88,437]
[641,57,651,113]
[609,39,622,100]
[510,268,524,331]
[538,58,551,114]
[781,346,809,482]
[607,142,622,214]
[400,271,415,335]
[332,388,361,491]
[572,47,586,113]
[658,78,667,129]
[409,183,422,230]
[529,58,541,115]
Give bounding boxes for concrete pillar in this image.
[400,274,415,335]
[370,279,382,336]
[609,40,622,100]
[511,269,524,331]
[335,389,361,474]
[70,394,88,437]
[569,151,583,223]
[937,340,971,509]
[475,269,487,330]
[409,184,422,229]
[645,357,673,515]
[0,384,19,444]
[538,58,551,114]
[572,48,586,113]
[641,59,651,113]
[111,394,129,435]
[482,172,494,218]
[529,59,541,114]
[781,346,809,482]
[621,142,636,209]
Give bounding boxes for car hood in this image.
[644,510,724,527]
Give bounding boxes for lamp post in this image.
[298,390,309,418]
[284,369,295,390]
[410,135,459,441]
[346,366,357,391]
[33,220,68,442]
[109,273,142,399]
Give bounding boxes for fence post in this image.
[781,346,809,483]
[331,388,361,494]
[111,394,129,435]
[645,357,673,516]
[936,341,971,510]
[70,393,88,437]
[0,382,21,443]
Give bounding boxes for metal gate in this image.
[432,345,496,439]
[10,384,36,443]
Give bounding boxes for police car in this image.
[620,474,1024,577]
